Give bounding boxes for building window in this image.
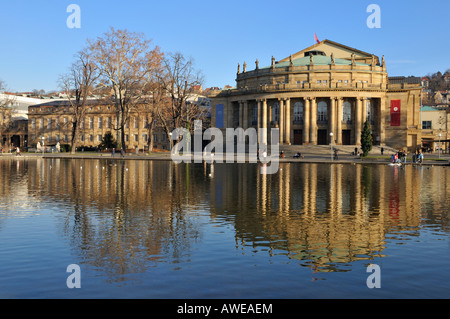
[143,118,148,129]
[89,135,93,142]
[125,134,129,142]
[56,135,60,142]
[293,102,304,123]
[55,118,60,129]
[153,134,158,143]
[422,121,432,129]
[31,119,36,129]
[143,134,148,142]
[89,118,93,129]
[317,101,328,123]
[80,119,85,129]
[107,117,112,129]
[64,135,68,142]
[134,118,138,129]
[134,134,138,142]
[98,118,102,129]
[39,119,44,129]
[343,101,352,123]
[252,106,258,124]
[271,102,279,122]
[47,119,52,129]
[98,135,102,142]
[80,135,85,142]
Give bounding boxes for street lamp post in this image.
[438,133,442,159]
[41,136,45,154]
[330,132,334,161]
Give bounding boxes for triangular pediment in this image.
[279,39,379,65]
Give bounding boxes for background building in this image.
[420,105,449,153]
[210,39,422,151]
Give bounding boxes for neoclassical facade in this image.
[211,40,422,150]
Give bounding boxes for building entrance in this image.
[293,130,302,145]
[317,130,328,145]
[342,130,351,145]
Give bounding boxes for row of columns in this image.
[236,96,380,145]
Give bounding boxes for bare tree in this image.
[156,52,205,149]
[0,80,16,149]
[60,50,99,154]
[87,27,163,155]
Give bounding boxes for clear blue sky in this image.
[0,0,448,93]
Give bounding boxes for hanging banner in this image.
[216,104,224,128]
[390,100,401,126]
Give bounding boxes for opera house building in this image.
[210,40,422,151]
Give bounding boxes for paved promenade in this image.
[2,145,449,166]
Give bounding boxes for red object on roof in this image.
[314,33,320,44]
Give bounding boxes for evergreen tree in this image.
[98,132,118,150]
[361,120,372,157]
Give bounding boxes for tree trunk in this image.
[70,120,78,154]
[148,121,154,153]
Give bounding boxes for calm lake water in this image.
[0,157,449,299]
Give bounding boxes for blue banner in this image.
[216,104,224,128]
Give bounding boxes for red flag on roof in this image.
[314,33,320,44]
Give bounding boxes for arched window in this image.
[293,102,304,123]
[317,101,328,123]
[343,101,352,123]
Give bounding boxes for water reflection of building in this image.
[1,158,449,277]
[208,163,450,271]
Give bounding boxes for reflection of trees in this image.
[24,159,207,282]
[1,158,450,279]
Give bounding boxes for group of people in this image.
[412,149,424,163]
[279,151,304,159]
[390,149,425,164]
[391,150,407,163]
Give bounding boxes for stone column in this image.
[279,98,284,144]
[285,98,291,145]
[379,97,386,145]
[337,97,343,144]
[257,99,261,144]
[303,98,310,144]
[243,100,248,130]
[239,101,243,128]
[238,101,244,143]
[310,97,317,144]
[329,97,336,144]
[355,97,362,145]
[227,102,234,128]
[262,99,268,145]
[361,97,367,128]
